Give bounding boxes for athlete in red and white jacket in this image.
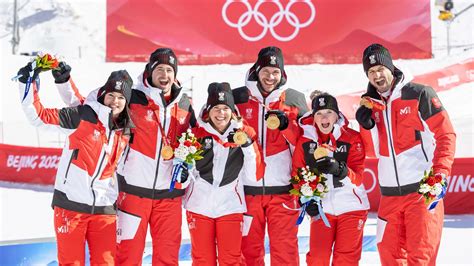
[356,44,456,265]
[233,46,308,265]
[293,93,369,266]
[17,65,133,265]
[53,48,196,265]
[183,82,264,265]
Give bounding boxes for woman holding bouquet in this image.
[292,92,370,266]
[16,62,133,264]
[183,82,264,265]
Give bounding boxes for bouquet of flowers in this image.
[13,53,61,102]
[290,166,330,227]
[169,129,204,191]
[418,168,447,210]
[34,53,60,70]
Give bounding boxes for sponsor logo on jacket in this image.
[399,106,411,115]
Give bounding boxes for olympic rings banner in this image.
[0,144,472,214]
[106,0,432,64]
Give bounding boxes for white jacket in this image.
[183,107,263,218]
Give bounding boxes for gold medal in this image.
[161,145,174,160]
[233,130,248,145]
[314,147,329,160]
[266,114,280,130]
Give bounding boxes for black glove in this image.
[17,62,42,83]
[315,156,348,178]
[52,62,71,83]
[227,128,253,147]
[178,163,189,183]
[355,106,375,130]
[264,110,289,130]
[299,199,320,217]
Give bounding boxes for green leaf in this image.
[289,189,300,196]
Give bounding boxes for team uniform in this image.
[115,71,196,265]
[293,111,369,266]
[358,44,456,265]
[183,97,264,265]
[19,71,133,264]
[233,47,308,265]
[55,52,196,264]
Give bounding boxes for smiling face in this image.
[313,109,338,134]
[209,104,232,133]
[103,92,126,119]
[367,65,394,93]
[151,64,175,95]
[258,66,282,93]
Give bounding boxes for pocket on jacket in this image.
[116,209,141,243]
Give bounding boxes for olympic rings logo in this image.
[222,0,316,42]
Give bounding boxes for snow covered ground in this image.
[0,0,473,265]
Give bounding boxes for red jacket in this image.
[360,67,456,196]
[20,83,131,214]
[56,73,196,200]
[292,113,369,215]
[117,73,196,199]
[233,69,309,195]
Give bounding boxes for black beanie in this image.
[312,93,339,115]
[206,82,235,112]
[97,70,133,103]
[147,48,178,77]
[253,46,287,86]
[362,43,394,75]
[255,46,285,74]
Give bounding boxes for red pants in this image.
[187,211,243,265]
[306,210,368,266]
[53,207,116,265]
[241,194,300,266]
[115,192,182,265]
[377,193,444,266]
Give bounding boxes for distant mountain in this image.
[391,24,431,51]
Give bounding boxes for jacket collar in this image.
[135,72,183,108]
[244,69,287,104]
[298,111,347,142]
[363,66,413,101]
[196,105,243,141]
[84,88,134,132]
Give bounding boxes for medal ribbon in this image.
[298,196,331,227]
[194,127,239,148]
[249,95,272,111]
[317,133,337,152]
[153,110,171,148]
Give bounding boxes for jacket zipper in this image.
[384,106,401,195]
[122,145,131,165]
[90,130,113,214]
[419,133,429,162]
[152,107,167,199]
[63,149,79,184]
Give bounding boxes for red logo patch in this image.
[431,97,442,109]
